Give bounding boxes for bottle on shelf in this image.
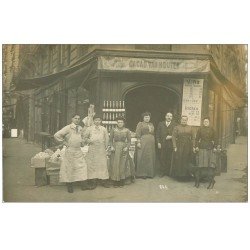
[109,101,112,112]
[103,100,106,112]
[111,101,114,112]
[115,101,118,111]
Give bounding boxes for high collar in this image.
[70,123,79,129]
[202,125,210,128]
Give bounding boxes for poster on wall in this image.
[182,78,203,126]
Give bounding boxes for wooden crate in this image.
[35,168,48,187]
[47,170,63,186]
[46,161,61,171]
[31,157,48,168]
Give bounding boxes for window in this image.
[70,45,79,64]
[135,44,172,51]
[78,45,89,56]
[208,90,215,127]
[62,45,71,66]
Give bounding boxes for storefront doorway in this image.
[124,85,180,132]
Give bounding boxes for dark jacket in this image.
[156,121,176,148]
[195,126,217,149]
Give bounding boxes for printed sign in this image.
[182,78,203,126]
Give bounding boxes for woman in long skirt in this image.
[54,114,88,193]
[171,115,195,180]
[110,116,135,187]
[135,112,156,178]
[195,117,218,169]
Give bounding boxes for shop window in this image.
[42,48,49,74]
[70,45,78,63]
[79,45,89,56]
[41,97,49,132]
[208,90,215,127]
[62,45,71,66]
[66,86,89,125]
[67,88,77,123]
[48,45,57,73]
[76,86,89,118]
[52,46,58,71]
[135,44,172,51]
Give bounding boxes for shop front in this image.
[16,49,243,148]
[96,52,210,132]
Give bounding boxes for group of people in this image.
[54,111,219,193]
[137,112,218,180]
[54,114,135,193]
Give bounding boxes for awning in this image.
[15,58,96,91]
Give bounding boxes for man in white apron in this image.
[54,114,88,193]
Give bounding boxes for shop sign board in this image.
[182,78,203,126]
[98,56,210,73]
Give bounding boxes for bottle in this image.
[115,101,119,117]
[122,101,125,111]
[103,100,106,112]
[109,101,112,112]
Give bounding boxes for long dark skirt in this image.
[136,134,155,178]
[171,137,192,177]
[110,141,135,181]
[197,149,217,168]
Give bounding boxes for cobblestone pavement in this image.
[2,136,248,202]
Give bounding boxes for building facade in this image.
[5,44,247,148]
[2,44,20,137]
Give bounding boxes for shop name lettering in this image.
[99,57,210,73]
[128,60,182,69]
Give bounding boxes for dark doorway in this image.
[125,85,180,131]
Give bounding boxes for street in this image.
[2,137,248,202]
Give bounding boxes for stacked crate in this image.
[31,156,50,187]
[46,159,62,186]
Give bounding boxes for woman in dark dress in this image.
[195,117,218,168]
[135,112,156,178]
[110,117,135,187]
[171,115,195,179]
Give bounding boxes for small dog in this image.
[188,164,216,189]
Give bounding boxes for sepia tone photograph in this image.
[2,44,248,202]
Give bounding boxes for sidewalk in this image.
[2,137,248,202]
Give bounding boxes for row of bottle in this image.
[103,100,125,112]
[102,112,125,121]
